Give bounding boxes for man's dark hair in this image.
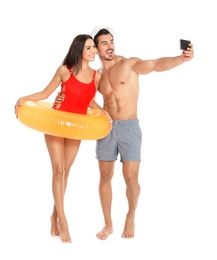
[93,29,113,47]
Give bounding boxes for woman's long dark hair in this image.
[62,34,93,76]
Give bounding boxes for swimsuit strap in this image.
[92,70,96,79]
[65,67,96,81]
[67,67,95,78]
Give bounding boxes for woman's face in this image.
[82,39,97,62]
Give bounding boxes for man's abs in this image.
[103,102,138,120]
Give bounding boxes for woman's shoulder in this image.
[95,70,102,80]
[94,70,102,88]
[56,65,72,79]
[58,64,70,73]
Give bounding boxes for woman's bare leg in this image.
[50,206,59,236]
[45,134,81,242]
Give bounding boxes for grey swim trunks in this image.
[96,119,142,162]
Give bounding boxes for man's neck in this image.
[100,55,117,71]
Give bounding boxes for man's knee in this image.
[100,170,114,182]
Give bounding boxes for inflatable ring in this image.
[17,101,111,140]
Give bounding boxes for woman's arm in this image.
[15,65,65,117]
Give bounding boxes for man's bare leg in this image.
[122,216,135,238]
[96,161,115,240]
[121,161,140,238]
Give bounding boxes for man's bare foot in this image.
[50,215,60,236]
[59,220,72,243]
[96,226,113,240]
[122,218,135,239]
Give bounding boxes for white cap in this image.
[91,26,115,38]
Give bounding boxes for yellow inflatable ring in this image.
[17,101,111,140]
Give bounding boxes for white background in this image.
[1,0,216,259]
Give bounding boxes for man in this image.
[56,28,194,240]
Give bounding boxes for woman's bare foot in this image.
[122,218,135,239]
[59,220,72,243]
[50,215,60,236]
[96,226,113,240]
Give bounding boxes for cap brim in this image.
[91,26,115,38]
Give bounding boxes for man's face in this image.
[97,34,115,61]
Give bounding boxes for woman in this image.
[15,34,110,243]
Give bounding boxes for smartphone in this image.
[180,39,191,50]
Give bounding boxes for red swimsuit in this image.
[53,69,97,114]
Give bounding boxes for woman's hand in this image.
[103,110,113,131]
[14,97,24,118]
[53,92,64,106]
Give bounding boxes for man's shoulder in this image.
[115,55,126,62]
[117,56,141,68]
[117,55,141,63]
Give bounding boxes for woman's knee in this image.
[64,165,71,178]
[53,165,65,179]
